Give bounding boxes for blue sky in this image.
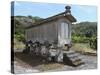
[11,1,97,22]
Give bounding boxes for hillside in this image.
[72,22,97,37]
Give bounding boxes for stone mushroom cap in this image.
[65,6,71,13]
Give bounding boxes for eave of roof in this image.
[26,11,77,29]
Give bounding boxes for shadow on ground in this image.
[14,52,58,67]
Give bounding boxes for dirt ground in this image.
[13,52,97,74]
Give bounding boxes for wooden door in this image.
[58,22,69,46]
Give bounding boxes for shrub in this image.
[72,36,97,50]
[72,36,88,43]
[89,37,97,50]
[14,34,25,43]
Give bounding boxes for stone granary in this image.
[24,6,84,66]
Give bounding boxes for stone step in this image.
[63,50,84,66]
[72,59,81,63]
[63,50,75,54]
[70,57,81,61]
[70,58,84,66]
[67,53,80,58]
[73,60,84,66]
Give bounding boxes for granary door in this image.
[58,22,69,46]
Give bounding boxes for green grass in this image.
[71,43,96,54]
[14,38,25,50]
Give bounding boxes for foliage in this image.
[72,36,88,43]
[72,22,97,50]
[14,34,25,42]
[13,16,43,43]
[71,43,96,54]
[89,37,97,50]
[72,22,97,37]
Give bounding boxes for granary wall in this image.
[25,17,72,46]
[25,20,58,44]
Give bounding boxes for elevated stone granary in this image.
[25,6,84,66]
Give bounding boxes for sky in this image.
[11,1,97,23]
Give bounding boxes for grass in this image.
[71,43,97,54]
[14,38,25,50]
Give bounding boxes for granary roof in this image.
[26,6,77,29]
